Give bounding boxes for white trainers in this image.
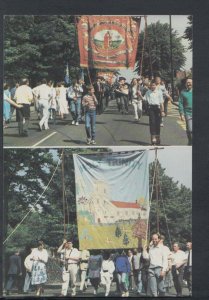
[125,291,129,296]
[86,138,91,145]
[72,120,75,125]
[105,292,109,297]
[91,140,96,145]
[75,122,79,126]
[93,289,97,295]
[121,292,126,297]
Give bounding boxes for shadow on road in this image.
[63,139,86,145]
[120,139,151,146]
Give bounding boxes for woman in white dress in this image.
[31,241,48,296]
[56,82,69,119]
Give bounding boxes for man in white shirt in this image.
[36,79,53,130]
[171,242,187,296]
[79,249,90,292]
[145,81,165,145]
[15,78,33,136]
[57,240,80,296]
[143,233,168,297]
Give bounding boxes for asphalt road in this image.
[3,282,190,298]
[3,100,188,148]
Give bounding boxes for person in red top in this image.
[82,86,98,145]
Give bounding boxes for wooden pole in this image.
[62,149,66,238]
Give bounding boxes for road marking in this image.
[31,132,57,148]
[167,104,186,131]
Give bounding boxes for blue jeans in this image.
[85,110,96,140]
[70,98,81,122]
[147,267,165,297]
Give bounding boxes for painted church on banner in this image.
[77,180,148,225]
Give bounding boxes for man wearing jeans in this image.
[115,250,131,297]
[143,233,168,297]
[178,78,193,145]
[82,86,98,145]
[67,80,83,125]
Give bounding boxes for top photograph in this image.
[3,15,192,148]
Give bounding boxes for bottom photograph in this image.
[3,146,192,298]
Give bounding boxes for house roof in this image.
[111,201,140,209]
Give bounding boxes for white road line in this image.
[31,132,57,148]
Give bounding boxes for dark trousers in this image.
[149,105,161,135]
[172,265,184,296]
[96,94,103,115]
[90,278,100,290]
[184,266,192,293]
[16,104,30,135]
[6,274,22,292]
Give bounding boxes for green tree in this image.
[183,16,193,50]
[4,16,81,85]
[149,161,192,247]
[136,21,186,80]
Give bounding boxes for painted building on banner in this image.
[77,180,148,225]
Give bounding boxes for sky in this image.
[51,146,192,190]
[120,15,192,82]
[110,146,192,189]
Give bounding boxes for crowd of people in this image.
[4,235,192,297]
[3,75,192,145]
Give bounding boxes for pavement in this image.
[3,100,188,147]
[2,281,190,298]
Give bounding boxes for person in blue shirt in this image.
[115,250,131,297]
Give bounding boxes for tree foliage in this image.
[149,161,192,248]
[183,16,193,50]
[4,16,80,85]
[136,21,186,80]
[4,150,191,254]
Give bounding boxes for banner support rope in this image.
[3,155,62,245]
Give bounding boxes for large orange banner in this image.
[77,16,141,69]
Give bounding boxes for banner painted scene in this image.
[73,151,149,250]
[77,16,140,69]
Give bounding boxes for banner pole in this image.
[62,149,66,239]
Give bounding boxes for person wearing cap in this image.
[57,239,80,296]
